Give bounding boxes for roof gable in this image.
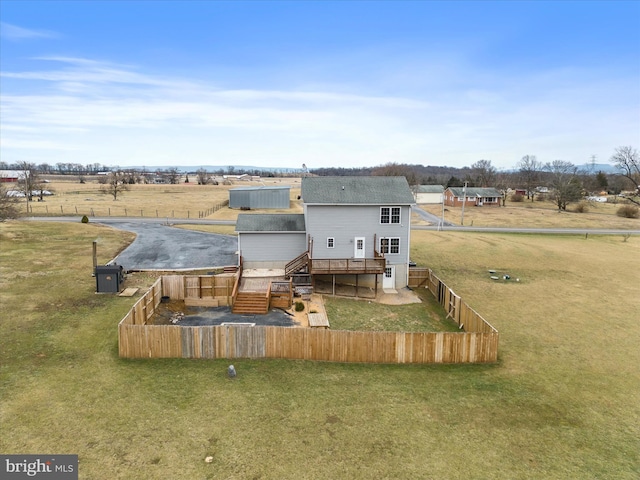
[301,176,415,204]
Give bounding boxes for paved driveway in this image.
[100,221,238,271]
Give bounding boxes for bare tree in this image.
[545,160,582,211]
[100,171,130,200]
[0,183,21,221]
[470,159,496,187]
[196,168,212,185]
[166,168,181,184]
[371,162,418,186]
[517,155,543,201]
[610,146,639,205]
[16,161,40,201]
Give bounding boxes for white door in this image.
[354,237,365,258]
[383,266,395,289]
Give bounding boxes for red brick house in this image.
[444,187,502,207]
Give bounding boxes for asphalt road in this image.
[27,215,640,272]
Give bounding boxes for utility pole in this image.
[461,182,468,226]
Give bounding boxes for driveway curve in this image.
[100,221,238,271]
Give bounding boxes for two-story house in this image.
[236,176,416,293]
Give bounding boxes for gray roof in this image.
[230,186,290,192]
[235,214,305,233]
[446,187,503,197]
[301,176,415,204]
[416,185,444,193]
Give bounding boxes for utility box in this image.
[95,265,124,293]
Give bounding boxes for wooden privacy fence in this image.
[118,271,499,363]
[408,268,497,333]
[118,324,498,363]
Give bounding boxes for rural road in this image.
[27,216,640,271]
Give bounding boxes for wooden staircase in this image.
[285,251,310,277]
[232,291,269,314]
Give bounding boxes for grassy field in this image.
[416,200,640,229]
[1,219,639,479]
[15,176,640,230]
[20,177,302,220]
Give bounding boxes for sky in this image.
[1,1,639,171]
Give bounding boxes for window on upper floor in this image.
[380,206,401,224]
[327,237,334,248]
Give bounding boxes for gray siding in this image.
[305,205,410,267]
[238,232,306,263]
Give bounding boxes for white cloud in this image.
[0,22,59,41]
[1,56,638,169]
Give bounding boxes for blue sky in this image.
[1,1,639,170]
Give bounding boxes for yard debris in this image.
[228,365,236,378]
[169,312,184,324]
[205,456,213,463]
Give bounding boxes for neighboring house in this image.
[229,186,291,209]
[444,187,502,207]
[415,185,444,204]
[236,176,416,291]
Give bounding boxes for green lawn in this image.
[1,221,639,479]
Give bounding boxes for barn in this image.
[0,170,27,183]
[229,186,291,209]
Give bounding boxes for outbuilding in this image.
[415,185,444,204]
[229,186,291,210]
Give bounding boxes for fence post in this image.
[125,208,127,216]
[61,206,63,214]
[140,209,143,217]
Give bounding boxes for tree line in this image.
[2,146,638,219]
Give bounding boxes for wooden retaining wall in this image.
[118,272,498,363]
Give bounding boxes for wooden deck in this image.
[309,257,385,275]
[239,277,281,292]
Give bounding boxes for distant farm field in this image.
[21,176,302,220]
[1,220,638,479]
[416,200,640,229]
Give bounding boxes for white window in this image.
[380,237,400,255]
[327,237,334,248]
[380,206,401,224]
